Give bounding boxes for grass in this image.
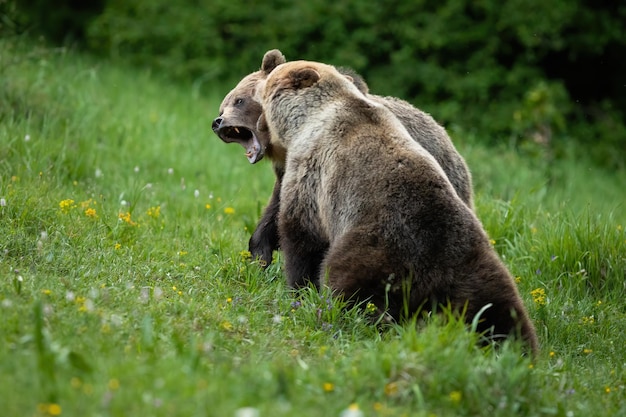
[1,38,625,417]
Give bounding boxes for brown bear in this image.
[213,49,473,268]
[257,60,539,355]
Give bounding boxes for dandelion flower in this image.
[224,207,235,215]
[194,189,200,198]
[323,382,334,392]
[205,204,211,209]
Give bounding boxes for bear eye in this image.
[234,98,244,106]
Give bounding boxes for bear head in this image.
[212,49,286,163]
[257,61,368,148]
[213,50,370,164]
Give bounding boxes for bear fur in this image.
[213,49,473,267]
[257,60,539,355]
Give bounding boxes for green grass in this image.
[1,38,625,417]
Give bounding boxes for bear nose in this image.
[212,117,223,132]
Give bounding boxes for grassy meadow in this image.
[1,39,625,417]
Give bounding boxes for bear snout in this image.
[212,117,223,132]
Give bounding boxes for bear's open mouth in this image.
[216,126,264,164]
[220,126,253,142]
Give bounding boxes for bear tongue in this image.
[245,134,263,164]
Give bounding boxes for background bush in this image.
[13,0,626,168]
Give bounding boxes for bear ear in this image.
[337,66,369,94]
[289,67,321,90]
[261,49,286,74]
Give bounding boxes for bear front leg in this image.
[249,176,282,268]
[281,233,327,289]
[279,209,328,289]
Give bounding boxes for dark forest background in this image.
[4,0,626,168]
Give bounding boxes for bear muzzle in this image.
[212,117,264,164]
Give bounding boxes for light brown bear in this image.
[213,49,473,267]
[257,60,539,355]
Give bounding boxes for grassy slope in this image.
[1,39,625,417]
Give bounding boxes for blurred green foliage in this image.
[10,0,626,168]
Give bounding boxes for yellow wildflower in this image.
[84,208,97,218]
[384,382,398,396]
[366,302,377,314]
[59,199,75,213]
[323,382,334,392]
[80,199,95,209]
[583,348,593,354]
[530,288,546,306]
[147,206,161,218]
[114,243,121,250]
[118,212,137,226]
[449,390,462,404]
[224,207,235,215]
[205,203,211,209]
[37,403,62,416]
[108,379,120,390]
[70,377,82,389]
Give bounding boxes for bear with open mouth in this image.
[213,50,473,268]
